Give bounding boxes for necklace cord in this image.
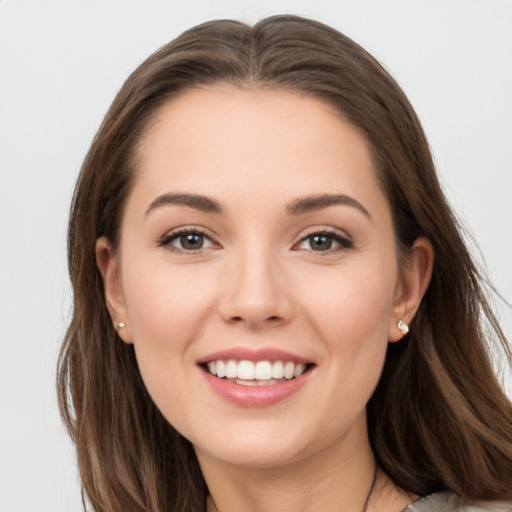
[361,463,378,512]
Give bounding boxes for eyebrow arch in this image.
[286,194,371,220]
[145,193,223,216]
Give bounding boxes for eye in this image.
[158,228,218,252]
[297,230,353,252]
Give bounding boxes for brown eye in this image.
[297,231,353,252]
[159,229,216,252]
[308,234,333,251]
[179,233,205,250]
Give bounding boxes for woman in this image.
[57,15,512,512]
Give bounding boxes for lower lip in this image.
[200,368,311,407]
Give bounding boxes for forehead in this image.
[140,85,368,161]
[130,85,388,219]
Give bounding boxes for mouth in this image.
[200,359,314,387]
[197,348,315,406]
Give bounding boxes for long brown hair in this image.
[58,15,512,511]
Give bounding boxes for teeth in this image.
[255,361,272,380]
[206,359,308,381]
[216,360,226,378]
[294,363,306,378]
[238,360,255,380]
[235,379,280,386]
[271,361,284,379]
[284,362,295,379]
[225,359,238,378]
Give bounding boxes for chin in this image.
[197,441,308,470]
[192,418,341,471]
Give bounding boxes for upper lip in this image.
[196,347,314,365]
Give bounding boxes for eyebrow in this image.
[286,194,371,220]
[145,192,371,220]
[145,193,223,215]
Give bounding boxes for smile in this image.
[205,359,308,386]
[197,348,315,406]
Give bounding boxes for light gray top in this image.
[404,491,512,511]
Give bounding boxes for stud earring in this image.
[116,322,126,330]
[397,319,409,335]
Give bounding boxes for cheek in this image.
[297,258,397,377]
[121,259,219,424]
[122,258,218,346]
[295,265,396,429]
[303,262,395,333]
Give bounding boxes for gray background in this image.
[1,1,511,510]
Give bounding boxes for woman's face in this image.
[100,86,419,470]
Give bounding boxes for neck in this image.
[199,424,379,512]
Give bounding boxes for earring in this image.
[116,322,126,330]
[397,319,409,335]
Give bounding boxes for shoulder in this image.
[404,491,512,512]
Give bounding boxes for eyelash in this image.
[294,228,353,254]
[157,227,353,254]
[157,227,219,253]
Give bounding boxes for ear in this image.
[388,237,434,342]
[96,237,133,344]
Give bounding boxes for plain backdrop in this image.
[1,1,511,510]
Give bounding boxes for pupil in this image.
[181,233,203,250]
[311,234,332,251]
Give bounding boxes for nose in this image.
[218,248,293,328]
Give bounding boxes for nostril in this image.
[228,315,282,324]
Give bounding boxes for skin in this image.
[97,86,433,512]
